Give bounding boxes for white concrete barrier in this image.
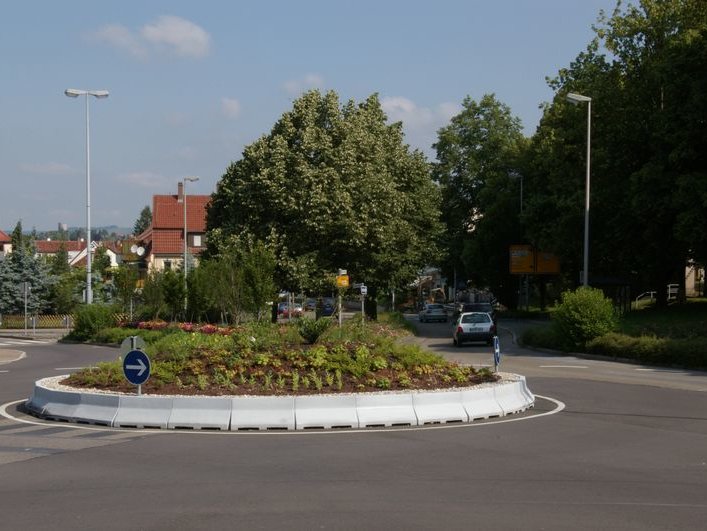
[519,376,535,405]
[27,374,537,431]
[412,390,468,424]
[27,384,81,421]
[494,381,525,415]
[356,393,417,427]
[73,393,120,426]
[168,397,232,430]
[114,395,173,429]
[295,394,359,429]
[231,396,296,431]
[461,386,502,420]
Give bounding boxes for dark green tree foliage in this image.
[432,94,526,304]
[50,242,70,276]
[523,0,707,304]
[207,90,442,318]
[113,265,138,313]
[93,247,112,278]
[133,206,152,236]
[0,220,51,314]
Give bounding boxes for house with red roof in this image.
[137,181,210,271]
[32,239,121,268]
[0,230,11,260]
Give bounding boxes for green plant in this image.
[69,304,119,341]
[297,317,333,344]
[552,287,618,347]
[310,369,323,391]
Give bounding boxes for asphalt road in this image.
[0,322,706,530]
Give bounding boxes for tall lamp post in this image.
[183,176,199,311]
[566,92,591,287]
[65,88,109,304]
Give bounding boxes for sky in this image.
[1,0,620,232]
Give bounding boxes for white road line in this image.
[635,368,685,374]
[54,367,86,371]
[540,365,589,369]
[0,370,9,373]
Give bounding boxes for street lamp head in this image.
[65,89,109,98]
[184,176,200,183]
[566,92,591,104]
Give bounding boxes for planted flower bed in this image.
[63,317,497,396]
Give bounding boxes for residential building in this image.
[137,182,209,271]
[0,230,11,260]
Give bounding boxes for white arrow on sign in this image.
[126,358,147,377]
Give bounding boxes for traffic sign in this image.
[336,274,349,288]
[120,336,146,355]
[123,349,151,386]
[493,336,501,369]
[360,285,368,296]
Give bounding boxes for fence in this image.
[0,314,73,329]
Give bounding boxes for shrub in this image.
[552,287,617,348]
[69,304,119,341]
[521,325,568,351]
[586,333,707,369]
[297,317,333,344]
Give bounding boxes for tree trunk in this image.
[364,285,378,320]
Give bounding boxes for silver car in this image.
[453,312,495,346]
[418,303,447,323]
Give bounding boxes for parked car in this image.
[278,302,303,318]
[418,303,447,323]
[453,302,497,323]
[317,297,336,317]
[304,298,317,311]
[453,311,496,347]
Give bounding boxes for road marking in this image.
[635,368,686,374]
[540,365,588,369]
[1,395,566,436]
[0,370,9,373]
[54,367,85,371]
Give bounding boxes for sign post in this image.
[493,335,501,373]
[121,336,150,395]
[336,270,348,328]
[360,284,367,321]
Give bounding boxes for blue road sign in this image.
[123,349,151,386]
[493,336,501,367]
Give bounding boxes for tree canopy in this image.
[207,90,442,315]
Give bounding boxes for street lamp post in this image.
[566,92,592,287]
[183,176,199,311]
[65,88,109,304]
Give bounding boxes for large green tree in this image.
[207,90,442,318]
[523,0,707,305]
[432,94,527,305]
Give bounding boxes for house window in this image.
[192,234,202,247]
[164,260,172,271]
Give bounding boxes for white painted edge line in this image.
[0,351,26,364]
[540,365,589,369]
[1,395,565,436]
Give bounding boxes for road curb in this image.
[26,374,535,431]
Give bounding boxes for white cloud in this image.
[88,16,211,60]
[141,16,211,58]
[381,96,461,154]
[116,171,171,189]
[89,24,147,59]
[19,162,73,175]
[283,73,324,95]
[221,97,241,119]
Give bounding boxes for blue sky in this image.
[1,0,619,232]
